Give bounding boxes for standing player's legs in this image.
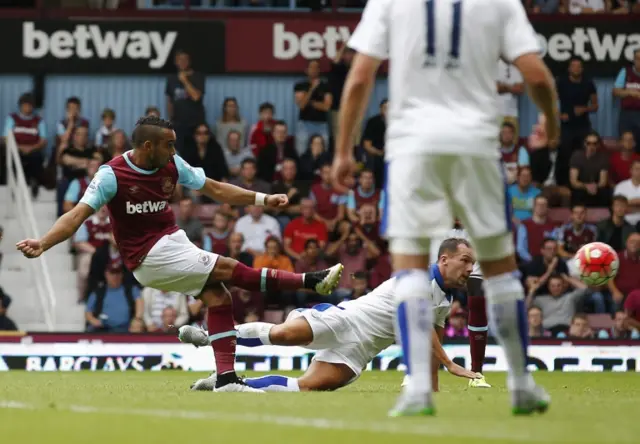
[466,277,491,388]
[451,157,549,414]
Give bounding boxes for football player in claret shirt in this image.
[17,116,343,392]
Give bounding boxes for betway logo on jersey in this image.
[538,28,640,64]
[22,22,177,69]
[273,23,352,60]
[126,201,168,215]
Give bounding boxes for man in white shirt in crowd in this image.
[613,159,640,228]
[497,59,525,139]
[233,205,281,256]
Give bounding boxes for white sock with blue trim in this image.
[394,269,433,395]
[235,322,274,347]
[244,375,300,392]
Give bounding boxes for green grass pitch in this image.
[0,371,637,444]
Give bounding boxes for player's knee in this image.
[199,285,231,307]
[269,324,305,346]
[474,233,516,276]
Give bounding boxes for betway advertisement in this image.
[225,16,640,76]
[7,20,225,74]
[0,342,638,372]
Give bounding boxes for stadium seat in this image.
[263,310,285,324]
[548,207,610,224]
[587,314,614,330]
[586,208,610,223]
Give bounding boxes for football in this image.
[574,242,619,286]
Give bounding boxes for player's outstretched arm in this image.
[199,178,288,208]
[430,328,479,380]
[16,203,94,258]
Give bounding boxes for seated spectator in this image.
[623,289,640,331]
[223,130,254,178]
[516,195,557,263]
[294,239,331,307]
[56,96,90,148]
[359,99,387,188]
[500,121,529,185]
[613,159,640,228]
[186,123,229,184]
[598,310,640,339]
[608,233,640,307]
[159,307,178,333]
[73,206,112,302]
[141,287,190,332]
[85,264,142,333]
[527,0,561,13]
[568,0,607,14]
[0,290,18,331]
[253,236,294,272]
[369,253,392,289]
[509,166,541,224]
[99,129,129,163]
[283,199,328,261]
[557,313,594,339]
[63,158,101,213]
[310,164,346,231]
[145,106,161,118]
[355,203,385,252]
[557,204,597,259]
[203,211,232,256]
[176,197,203,247]
[215,97,247,153]
[444,306,469,338]
[299,134,331,182]
[596,195,635,252]
[57,126,97,216]
[228,232,254,267]
[609,132,638,185]
[257,120,298,183]
[349,271,371,299]
[347,169,383,223]
[327,227,380,298]
[94,108,117,151]
[3,92,47,198]
[229,158,271,195]
[85,234,136,301]
[248,102,275,157]
[525,238,570,297]
[230,287,263,324]
[569,131,611,207]
[527,306,551,338]
[529,274,590,336]
[271,158,309,229]
[234,205,281,256]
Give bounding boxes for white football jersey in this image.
[430,228,483,278]
[348,0,540,160]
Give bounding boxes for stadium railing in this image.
[5,132,56,331]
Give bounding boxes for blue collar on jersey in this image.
[430,263,454,302]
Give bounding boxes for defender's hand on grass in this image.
[447,361,481,380]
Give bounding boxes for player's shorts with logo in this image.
[383,148,515,261]
[133,230,218,297]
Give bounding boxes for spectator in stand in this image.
[294,239,331,307]
[529,274,589,337]
[159,307,179,333]
[3,92,47,198]
[355,203,383,248]
[248,102,275,157]
[73,206,111,302]
[598,310,640,339]
[525,238,570,297]
[186,123,229,184]
[145,106,161,118]
[203,211,232,256]
[63,158,101,213]
[556,58,598,186]
[609,132,638,185]
[613,49,640,148]
[215,97,247,153]
[557,313,594,339]
[99,129,129,163]
[596,195,635,252]
[509,166,541,225]
[0,291,18,331]
[165,49,205,155]
[499,122,530,185]
[526,0,561,13]
[283,198,328,261]
[257,120,298,183]
[176,197,203,247]
[349,271,372,300]
[347,169,383,223]
[527,306,550,338]
[228,232,254,267]
[230,287,263,325]
[229,158,271,195]
[253,236,294,273]
[568,0,607,13]
[310,164,346,231]
[141,287,190,332]
[613,159,640,228]
[360,99,387,188]
[294,59,332,156]
[223,130,254,178]
[328,45,357,144]
[94,108,116,151]
[557,204,598,259]
[271,158,308,229]
[57,126,97,216]
[234,205,281,256]
[445,307,469,338]
[299,134,331,182]
[85,264,142,333]
[56,97,90,148]
[497,60,524,139]
[327,227,380,298]
[608,233,640,308]
[516,195,558,263]
[624,289,640,331]
[569,130,611,207]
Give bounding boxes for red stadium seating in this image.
[548,207,610,224]
[587,314,614,331]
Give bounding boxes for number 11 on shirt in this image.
[424,0,463,69]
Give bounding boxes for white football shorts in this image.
[382,151,515,261]
[133,230,218,297]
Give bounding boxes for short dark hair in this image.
[259,102,275,113]
[352,271,368,281]
[437,237,471,258]
[145,106,160,116]
[360,168,374,176]
[569,56,582,64]
[612,194,629,206]
[528,306,542,314]
[570,203,586,212]
[175,49,189,57]
[274,120,287,128]
[241,158,257,168]
[540,237,557,248]
[548,273,563,282]
[101,108,115,120]
[571,313,588,323]
[18,92,34,106]
[501,121,516,132]
[131,116,174,148]
[66,96,81,107]
[304,238,319,250]
[584,130,601,144]
[380,98,388,107]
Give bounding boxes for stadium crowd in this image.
[1,12,640,340]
